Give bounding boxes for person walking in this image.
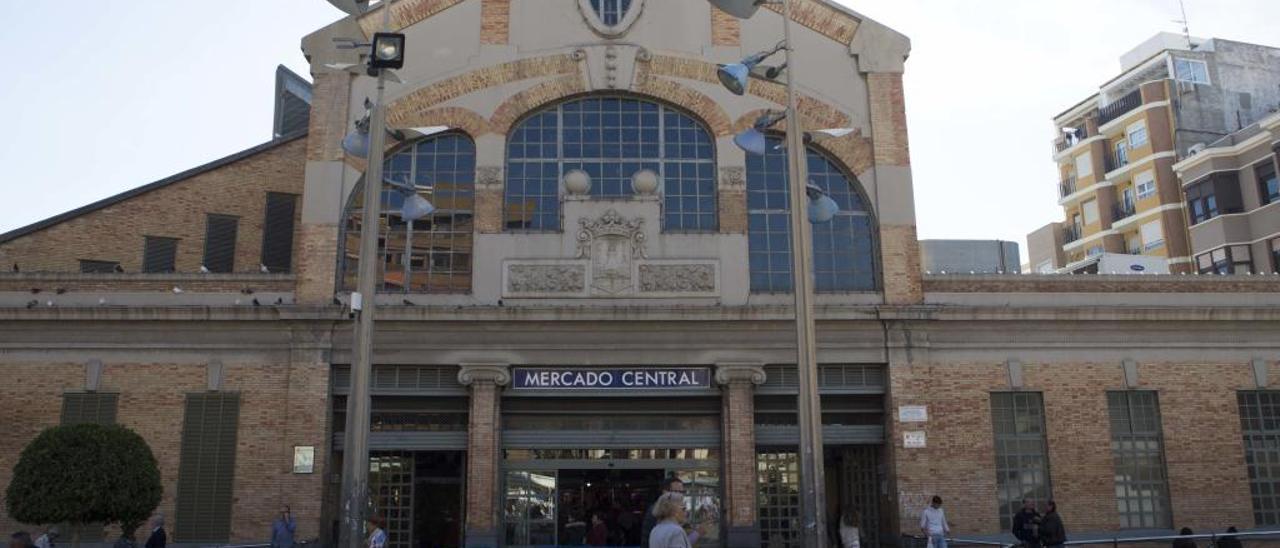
[143,515,166,548]
[586,512,610,546]
[1012,499,1042,548]
[642,476,689,546]
[648,493,692,548]
[1217,527,1243,548]
[271,505,297,548]
[919,496,950,548]
[10,532,35,548]
[838,509,863,548]
[366,516,388,548]
[1038,501,1066,548]
[33,527,57,548]
[1172,528,1197,548]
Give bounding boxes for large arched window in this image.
[341,133,475,294]
[747,136,878,293]
[505,96,717,232]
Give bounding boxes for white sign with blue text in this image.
[512,368,712,390]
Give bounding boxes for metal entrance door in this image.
[370,452,414,548]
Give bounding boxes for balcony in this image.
[1059,176,1078,198]
[1063,224,1083,244]
[1098,89,1143,126]
[1112,202,1136,222]
[1107,145,1130,173]
[1054,126,1092,153]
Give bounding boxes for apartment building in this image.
[1174,111,1280,274]
[1028,33,1280,274]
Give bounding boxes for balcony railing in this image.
[1106,145,1130,173]
[1098,89,1143,126]
[1063,224,1083,244]
[1059,176,1078,198]
[1054,126,1092,153]
[1113,201,1136,222]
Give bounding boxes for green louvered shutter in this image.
[261,192,298,273]
[60,393,120,541]
[175,393,240,542]
[202,214,239,273]
[142,236,179,273]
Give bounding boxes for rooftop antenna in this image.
[1174,0,1193,49]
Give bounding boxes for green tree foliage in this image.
[5,424,161,532]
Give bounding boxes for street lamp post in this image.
[710,0,829,544]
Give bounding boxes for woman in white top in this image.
[649,492,692,548]
[839,509,863,548]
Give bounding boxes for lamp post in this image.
[710,0,833,545]
[330,1,408,547]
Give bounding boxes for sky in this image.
[1,0,1279,256]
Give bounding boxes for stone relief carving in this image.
[507,264,586,294]
[720,167,746,188]
[476,166,503,187]
[577,209,647,295]
[639,264,716,293]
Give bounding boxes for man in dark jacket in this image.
[1217,527,1243,548]
[1011,499,1041,548]
[641,476,686,546]
[1038,501,1065,548]
[143,514,166,548]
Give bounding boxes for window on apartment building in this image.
[175,392,239,542]
[79,260,120,273]
[1076,152,1093,178]
[991,392,1052,530]
[1197,245,1254,275]
[1107,391,1172,529]
[1258,160,1279,206]
[1173,58,1211,85]
[1087,245,1104,258]
[142,236,178,273]
[202,214,239,274]
[1238,391,1280,525]
[1036,260,1054,274]
[1126,234,1142,255]
[1140,220,1164,251]
[1082,199,1100,225]
[1272,239,1280,272]
[1135,170,1157,200]
[1127,122,1149,149]
[261,192,298,274]
[1114,140,1130,170]
[1186,181,1219,225]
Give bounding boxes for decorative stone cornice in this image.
[715,363,767,385]
[458,363,512,386]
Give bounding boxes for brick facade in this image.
[0,138,306,276]
[479,0,510,45]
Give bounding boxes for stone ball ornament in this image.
[631,169,660,195]
[564,169,593,195]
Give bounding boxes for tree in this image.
[6,424,162,543]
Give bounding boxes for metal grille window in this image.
[590,0,632,25]
[504,96,717,232]
[1107,391,1172,528]
[261,192,298,273]
[1239,391,1280,525]
[991,392,1052,530]
[342,133,475,293]
[175,393,239,542]
[202,214,239,273]
[758,451,801,547]
[79,260,119,273]
[61,393,119,425]
[747,136,877,293]
[370,452,415,548]
[142,236,178,273]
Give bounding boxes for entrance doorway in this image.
[368,451,465,548]
[556,469,664,545]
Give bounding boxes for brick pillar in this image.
[283,327,334,543]
[297,70,352,304]
[716,363,766,547]
[867,72,922,305]
[458,364,510,548]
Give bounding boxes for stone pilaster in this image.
[716,363,766,547]
[458,364,510,548]
[866,72,922,305]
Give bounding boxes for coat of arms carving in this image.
[577,209,647,295]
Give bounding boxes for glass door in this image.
[505,471,558,546]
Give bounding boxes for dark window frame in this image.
[261,192,299,274]
[1257,157,1279,206]
[1196,245,1253,275]
[142,236,179,274]
[1106,391,1172,529]
[202,213,240,273]
[1271,238,1280,273]
[990,391,1052,530]
[175,392,240,543]
[79,259,120,273]
[1238,391,1280,525]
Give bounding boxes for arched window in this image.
[340,133,475,294]
[592,0,632,25]
[747,136,878,293]
[505,96,717,232]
